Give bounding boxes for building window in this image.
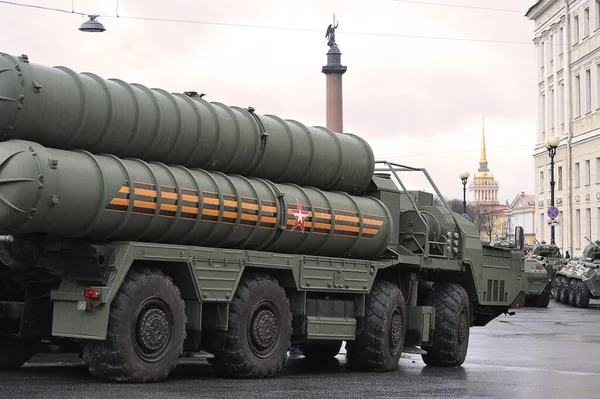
[550,87,555,130]
[541,92,546,133]
[597,1,600,30]
[549,34,554,63]
[558,166,563,190]
[574,15,580,43]
[575,162,580,188]
[597,157,600,184]
[559,27,564,54]
[597,64,600,110]
[586,160,591,185]
[584,8,590,38]
[597,208,600,240]
[587,208,592,240]
[586,69,592,113]
[540,212,545,243]
[575,74,581,118]
[560,210,564,248]
[540,170,544,194]
[576,209,581,249]
[559,81,564,125]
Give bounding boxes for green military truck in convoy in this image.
[0,52,525,382]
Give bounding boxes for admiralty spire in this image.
[469,116,500,205]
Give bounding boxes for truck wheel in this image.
[0,339,35,369]
[421,283,470,367]
[300,341,342,361]
[554,277,564,302]
[568,279,578,306]
[210,272,292,378]
[574,280,590,308]
[347,280,406,372]
[558,277,568,303]
[82,267,186,382]
[560,278,570,304]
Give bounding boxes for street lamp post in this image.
[459,172,470,215]
[545,136,560,245]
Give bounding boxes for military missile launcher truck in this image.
[0,52,525,383]
[555,238,600,308]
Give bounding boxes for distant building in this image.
[468,117,508,241]
[506,192,536,245]
[469,116,501,205]
[526,0,600,255]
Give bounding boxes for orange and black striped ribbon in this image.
[105,181,383,239]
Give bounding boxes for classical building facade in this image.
[526,0,600,255]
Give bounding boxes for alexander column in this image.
[322,14,347,133]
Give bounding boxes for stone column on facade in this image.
[322,46,347,133]
[543,31,550,144]
[534,38,541,143]
[562,16,570,138]
[552,23,560,134]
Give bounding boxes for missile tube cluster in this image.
[0,52,394,259]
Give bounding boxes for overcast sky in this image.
[0,0,537,204]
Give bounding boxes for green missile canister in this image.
[0,52,374,194]
[0,140,391,259]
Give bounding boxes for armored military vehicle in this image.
[521,245,554,308]
[0,52,525,382]
[555,239,600,308]
[526,241,565,302]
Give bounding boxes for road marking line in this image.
[465,363,600,376]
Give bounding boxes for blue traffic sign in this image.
[462,213,470,220]
[547,206,559,219]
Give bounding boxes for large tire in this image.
[560,278,570,304]
[210,272,292,378]
[568,279,578,306]
[347,280,406,372]
[0,339,35,369]
[574,280,590,308]
[421,283,470,367]
[82,267,186,383]
[300,341,342,361]
[554,277,564,302]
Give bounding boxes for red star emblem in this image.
[291,199,311,233]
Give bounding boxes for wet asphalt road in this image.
[1,300,600,399]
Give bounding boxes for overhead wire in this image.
[0,0,541,46]
[390,0,522,13]
[3,0,599,51]
[2,0,600,51]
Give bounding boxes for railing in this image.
[373,160,453,259]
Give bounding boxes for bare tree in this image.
[431,197,506,242]
[468,204,505,242]
[446,198,465,214]
[432,196,464,214]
